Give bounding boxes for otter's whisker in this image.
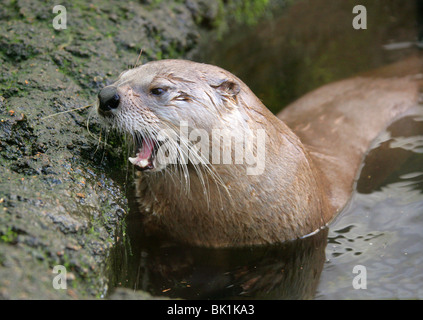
[40,103,93,120]
[158,120,233,210]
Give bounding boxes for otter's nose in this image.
[98,86,120,112]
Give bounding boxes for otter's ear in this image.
[210,78,241,99]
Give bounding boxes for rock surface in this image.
[0,0,256,299]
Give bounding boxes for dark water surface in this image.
[109,0,423,299]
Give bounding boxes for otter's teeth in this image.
[129,139,155,169]
[138,159,149,168]
[128,156,150,168]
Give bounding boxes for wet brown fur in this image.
[98,57,422,247]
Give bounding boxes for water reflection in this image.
[110,216,328,299]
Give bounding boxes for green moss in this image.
[0,227,18,244]
[213,0,272,36]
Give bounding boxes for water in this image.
[317,111,423,299]
[109,0,423,299]
[111,207,328,299]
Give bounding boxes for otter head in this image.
[96,59,329,247]
[96,59,247,173]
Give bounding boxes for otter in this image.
[97,58,422,247]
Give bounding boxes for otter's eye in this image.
[150,88,165,96]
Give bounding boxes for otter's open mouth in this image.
[128,137,159,171]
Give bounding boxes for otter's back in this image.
[278,72,421,213]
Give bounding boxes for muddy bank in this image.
[0,0,274,299]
